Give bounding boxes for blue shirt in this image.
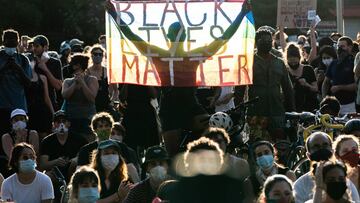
[0,50,32,111]
[325,55,355,104]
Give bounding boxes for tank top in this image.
[95,67,110,112]
[65,75,96,119]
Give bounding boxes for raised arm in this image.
[105,0,167,56]
[190,0,251,56]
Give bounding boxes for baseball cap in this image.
[69,38,84,48]
[53,110,67,120]
[59,41,71,54]
[143,145,169,166]
[32,35,49,47]
[98,139,120,150]
[10,109,27,119]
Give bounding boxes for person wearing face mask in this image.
[1,109,39,160]
[294,132,360,203]
[86,44,118,113]
[353,41,360,113]
[285,43,318,112]
[0,143,54,203]
[316,46,337,96]
[333,135,360,194]
[310,161,353,203]
[244,141,296,200]
[77,112,138,168]
[0,29,32,136]
[258,174,295,203]
[62,53,99,139]
[68,166,101,203]
[123,145,171,203]
[39,110,88,201]
[238,29,295,142]
[90,140,136,202]
[322,36,356,115]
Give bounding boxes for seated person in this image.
[2,109,39,159]
[257,174,295,203]
[90,140,135,202]
[1,143,54,203]
[124,145,171,203]
[67,166,101,203]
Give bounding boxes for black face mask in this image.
[326,181,347,200]
[257,41,272,54]
[309,148,332,162]
[288,63,300,70]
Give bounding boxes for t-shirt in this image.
[40,132,88,178]
[289,65,318,112]
[0,50,32,111]
[123,178,156,203]
[0,170,54,203]
[294,172,360,203]
[326,56,355,105]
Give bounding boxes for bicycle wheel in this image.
[292,157,310,178]
[286,146,306,169]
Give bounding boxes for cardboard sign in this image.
[277,0,317,28]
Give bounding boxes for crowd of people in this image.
[1,2,360,202]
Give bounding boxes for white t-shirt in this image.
[0,170,54,203]
[294,172,360,203]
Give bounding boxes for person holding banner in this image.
[105,0,252,155]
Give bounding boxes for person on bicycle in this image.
[68,166,101,203]
[294,132,360,203]
[202,127,250,180]
[334,134,360,194]
[243,141,295,200]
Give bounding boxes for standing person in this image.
[285,43,318,112]
[86,44,118,113]
[31,35,63,111]
[316,45,337,97]
[91,140,134,202]
[294,132,360,203]
[310,161,353,203]
[26,50,54,139]
[238,29,295,141]
[1,109,39,159]
[322,36,356,115]
[0,143,54,203]
[353,42,360,112]
[62,54,98,138]
[0,29,31,135]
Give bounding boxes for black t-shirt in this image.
[289,65,319,112]
[77,140,139,169]
[40,132,88,178]
[123,178,155,203]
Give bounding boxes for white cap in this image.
[10,109,27,119]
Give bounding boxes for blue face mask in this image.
[19,159,36,173]
[256,154,274,170]
[5,47,17,56]
[78,187,99,203]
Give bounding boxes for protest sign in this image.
[277,0,317,28]
[106,0,255,86]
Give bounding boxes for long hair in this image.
[68,166,100,203]
[91,147,128,194]
[258,174,294,203]
[9,142,36,173]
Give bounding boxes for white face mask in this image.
[41,51,50,61]
[149,166,167,182]
[5,47,17,56]
[101,154,119,171]
[54,123,68,134]
[12,121,27,131]
[322,58,333,67]
[78,187,99,203]
[110,135,123,143]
